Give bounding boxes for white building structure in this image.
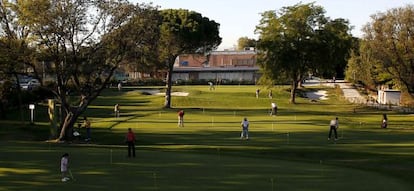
[377,90,401,105]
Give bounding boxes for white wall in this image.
[378,90,401,105]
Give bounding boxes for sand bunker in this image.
[156,92,189,97]
[137,89,189,96]
[306,90,328,100]
[139,89,160,95]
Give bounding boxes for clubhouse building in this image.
[172,49,260,84]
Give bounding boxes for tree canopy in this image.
[1,2,222,139]
[346,5,414,95]
[256,3,353,103]
[159,9,221,108]
[0,0,161,140]
[237,37,257,50]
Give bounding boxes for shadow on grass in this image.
[1,136,413,191]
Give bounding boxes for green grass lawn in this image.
[1,85,413,191]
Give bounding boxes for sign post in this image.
[29,104,35,124]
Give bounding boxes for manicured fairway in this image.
[1,85,413,191]
[0,142,411,191]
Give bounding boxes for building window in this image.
[180,61,189,67]
[233,59,255,66]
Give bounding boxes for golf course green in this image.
[1,85,413,191]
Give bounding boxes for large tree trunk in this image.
[56,104,87,142]
[57,112,77,141]
[290,80,299,104]
[164,58,175,108]
[53,64,116,142]
[13,74,25,123]
[164,67,173,108]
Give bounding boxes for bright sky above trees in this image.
[136,0,413,50]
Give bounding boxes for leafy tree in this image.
[345,40,393,90]
[159,9,221,108]
[237,37,257,50]
[0,0,38,121]
[316,18,355,79]
[256,3,353,103]
[5,0,161,141]
[360,5,414,93]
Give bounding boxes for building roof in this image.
[173,66,260,72]
[211,50,256,55]
[379,90,401,92]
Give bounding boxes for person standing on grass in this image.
[381,113,388,128]
[60,153,69,182]
[328,117,339,141]
[208,81,215,90]
[240,117,249,140]
[256,89,260,98]
[117,82,122,91]
[271,102,277,116]
[125,128,136,157]
[178,109,185,127]
[83,117,91,142]
[268,90,273,99]
[114,104,120,118]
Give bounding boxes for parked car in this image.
[20,79,41,90]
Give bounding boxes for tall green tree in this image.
[316,18,355,78]
[256,3,353,103]
[359,5,414,93]
[345,40,393,90]
[237,37,257,50]
[0,0,38,121]
[7,0,160,141]
[159,9,221,108]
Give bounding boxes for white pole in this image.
[30,109,34,123]
[287,132,290,144]
[153,172,157,189]
[320,160,323,176]
[29,104,35,124]
[110,149,113,164]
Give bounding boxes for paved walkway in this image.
[304,78,414,112]
[304,78,365,103]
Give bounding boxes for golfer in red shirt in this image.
[126,128,136,157]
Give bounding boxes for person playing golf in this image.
[241,117,249,140]
[328,117,339,141]
[83,117,91,142]
[125,128,136,157]
[178,110,185,127]
[114,104,120,118]
[208,81,215,90]
[271,102,277,116]
[61,153,69,182]
[381,113,388,128]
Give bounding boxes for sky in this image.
[134,0,413,50]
